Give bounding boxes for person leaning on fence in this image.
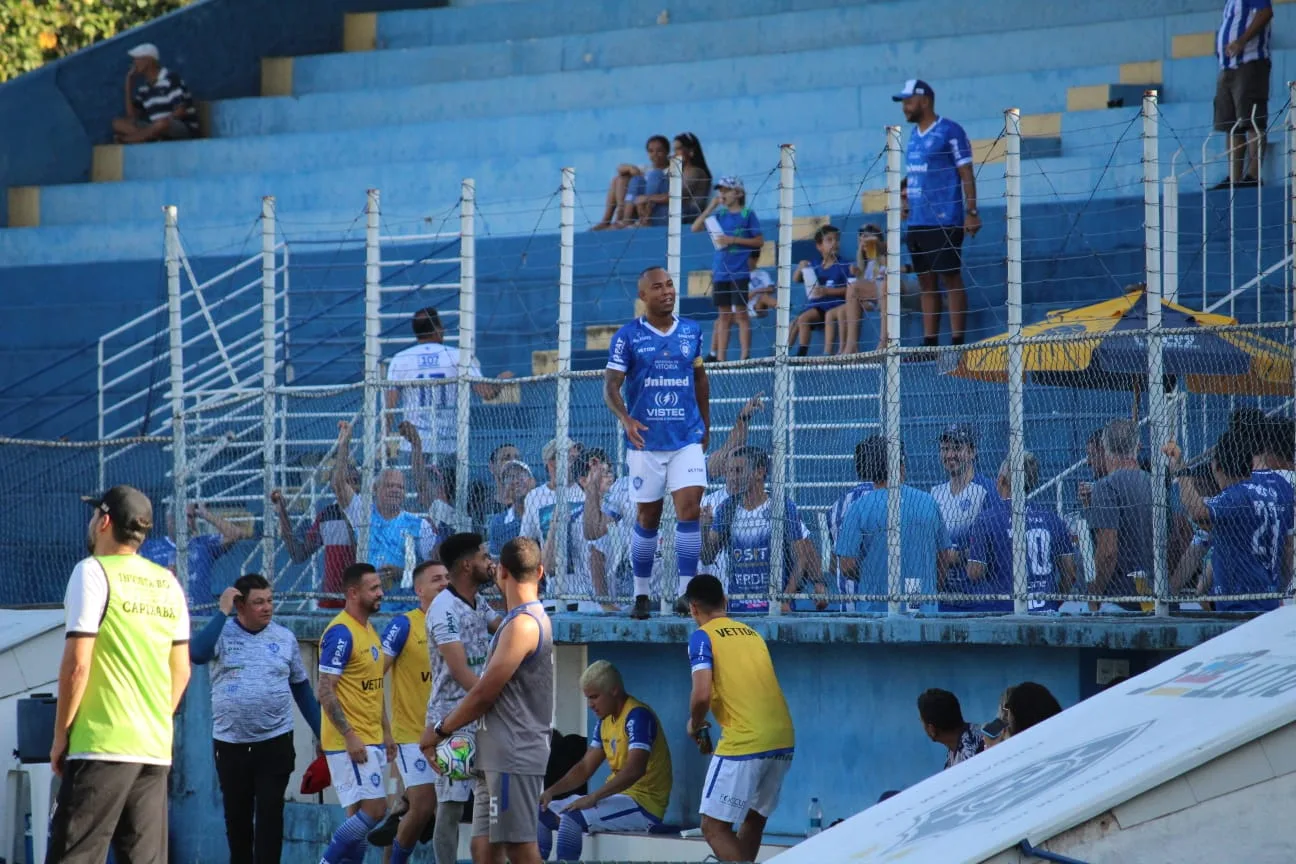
[1212,0,1274,188]
[139,499,253,607]
[189,573,322,864]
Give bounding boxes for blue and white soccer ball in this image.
[433,730,477,781]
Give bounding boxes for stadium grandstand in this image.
[0,0,1293,861]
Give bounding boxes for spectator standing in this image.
[48,487,191,863]
[791,225,854,356]
[543,448,613,609]
[916,689,983,770]
[593,135,673,230]
[965,453,1078,612]
[139,499,252,606]
[486,443,523,514]
[538,661,674,861]
[1213,0,1274,187]
[271,481,357,610]
[702,446,824,613]
[693,178,765,362]
[111,43,198,144]
[588,461,667,610]
[520,438,585,552]
[894,79,980,348]
[1171,431,1294,612]
[488,460,535,556]
[827,440,877,601]
[190,574,322,864]
[1087,419,1154,606]
[1078,427,1109,515]
[931,424,1000,612]
[317,563,396,864]
[684,574,795,864]
[698,395,766,592]
[674,132,714,224]
[835,436,953,614]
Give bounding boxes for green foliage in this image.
[0,0,194,83]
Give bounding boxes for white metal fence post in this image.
[260,196,277,581]
[1144,92,1170,616]
[555,168,576,600]
[668,156,683,318]
[770,144,795,616]
[1163,166,1179,304]
[455,179,477,531]
[1005,109,1028,616]
[358,189,381,562]
[166,205,189,597]
[884,127,903,617]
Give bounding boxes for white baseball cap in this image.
[127,43,160,60]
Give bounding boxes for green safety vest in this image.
[68,554,186,764]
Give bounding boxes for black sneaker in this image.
[631,594,652,620]
[419,809,437,845]
[367,797,408,847]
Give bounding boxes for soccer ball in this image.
[434,731,476,781]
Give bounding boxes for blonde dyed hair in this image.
[579,659,624,694]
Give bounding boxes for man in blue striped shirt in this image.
[112,43,199,144]
[1213,0,1274,187]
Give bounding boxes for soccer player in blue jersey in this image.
[965,452,1078,612]
[604,266,711,619]
[894,78,980,347]
[1172,431,1294,612]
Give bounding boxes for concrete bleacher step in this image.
[585,324,619,351]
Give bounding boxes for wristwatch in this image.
[435,722,448,738]
[967,208,979,217]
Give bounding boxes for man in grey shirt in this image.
[190,572,321,864]
[1087,419,1154,606]
[423,537,553,864]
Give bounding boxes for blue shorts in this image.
[802,298,846,315]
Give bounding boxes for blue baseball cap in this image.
[892,79,935,101]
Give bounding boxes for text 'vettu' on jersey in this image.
[607,317,705,452]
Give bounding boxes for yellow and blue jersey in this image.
[591,696,673,819]
[688,617,794,757]
[380,608,431,745]
[319,611,385,750]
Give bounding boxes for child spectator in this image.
[829,223,885,355]
[674,132,713,224]
[747,250,776,318]
[791,225,853,356]
[693,177,764,361]
[592,135,671,231]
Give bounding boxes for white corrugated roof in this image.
[0,609,64,654]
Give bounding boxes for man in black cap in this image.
[930,423,998,612]
[48,485,191,863]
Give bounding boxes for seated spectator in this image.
[701,445,825,613]
[1169,431,1294,612]
[1169,461,1220,598]
[112,43,199,144]
[140,500,252,604]
[488,460,535,557]
[1002,681,1062,737]
[746,249,777,318]
[917,688,983,769]
[593,135,672,231]
[674,132,713,224]
[964,452,1078,612]
[791,225,853,356]
[828,224,883,355]
[694,177,764,362]
[270,476,358,610]
[835,436,954,614]
[1087,418,1154,608]
[543,448,612,611]
[827,439,877,603]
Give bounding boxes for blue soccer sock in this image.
[632,523,658,597]
[555,811,587,861]
[390,838,412,864]
[321,810,377,864]
[538,818,553,860]
[676,519,701,582]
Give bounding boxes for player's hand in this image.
[1161,440,1183,471]
[269,488,284,506]
[1226,39,1243,58]
[566,794,597,812]
[814,582,830,611]
[186,502,200,520]
[218,586,241,615]
[539,788,555,811]
[965,211,982,237]
[344,731,367,764]
[738,393,765,422]
[620,415,648,449]
[418,723,443,759]
[1077,481,1092,508]
[398,420,420,446]
[384,733,397,762]
[50,729,68,777]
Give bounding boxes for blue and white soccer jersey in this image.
[1207,476,1294,612]
[1217,0,1273,69]
[325,746,389,808]
[933,475,999,611]
[712,496,811,613]
[698,488,731,584]
[905,116,974,228]
[827,482,874,597]
[607,316,708,504]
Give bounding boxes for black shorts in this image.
[47,759,170,864]
[906,225,965,274]
[712,278,750,312]
[1214,59,1270,133]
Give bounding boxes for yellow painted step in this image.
[688,270,713,297]
[532,350,559,376]
[1020,113,1062,138]
[757,241,775,268]
[972,137,1006,165]
[634,298,647,317]
[1066,84,1114,112]
[1172,31,1216,59]
[343,12,377,51]
[585,324,620,351]
[791,215,829,241]
[1120,60,1163,85]
[8,187,39,227]
[92,145,124,182]
[261,57,294,97]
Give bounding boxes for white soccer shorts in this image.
[699,751,793,825]
[549,793,661,833]
[326,745,389,808]
[627,443,707,503]
[393,743,438,788]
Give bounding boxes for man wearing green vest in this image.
[47,485,192,864]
